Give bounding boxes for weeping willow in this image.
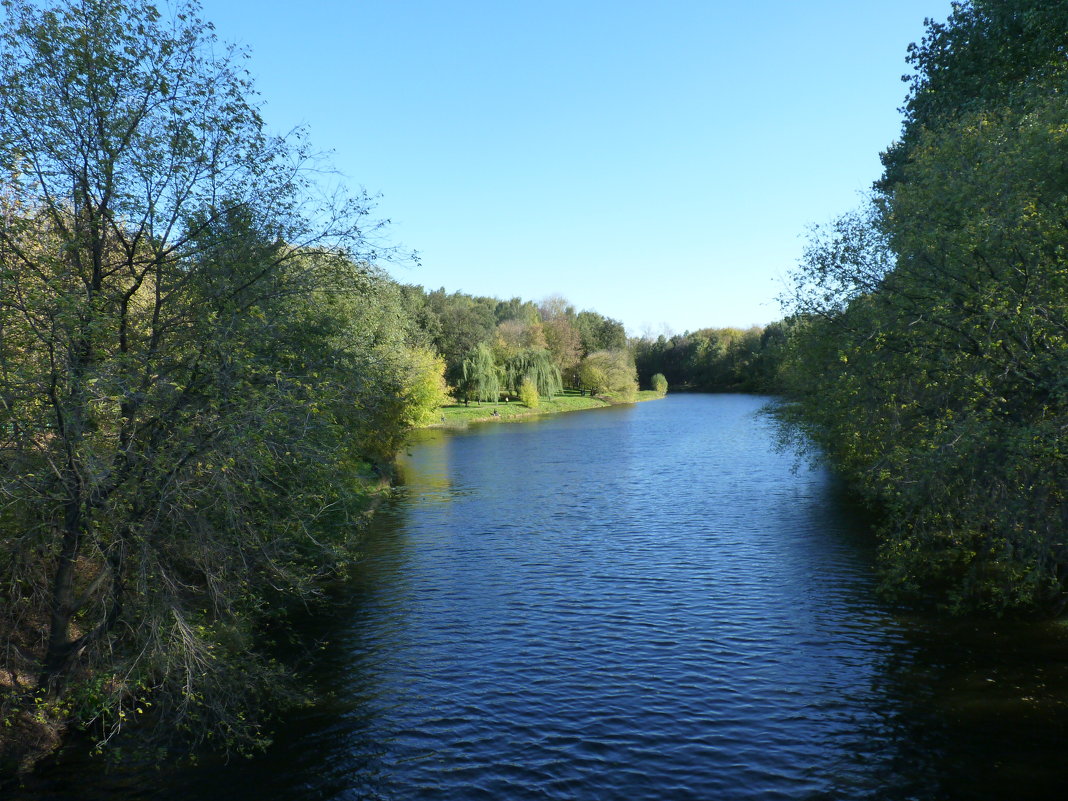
[461,342,501,404]
[504,349,562,399]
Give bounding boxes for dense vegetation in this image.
[395,288,641,403]
[634,323,788,393]
[0,0,467,767]
[780,0,1068,615]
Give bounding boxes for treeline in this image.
[398,290,792,402]
[392,288,641,402]
[633,323,789,393]
[779,0,1068,615]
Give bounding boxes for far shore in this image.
[424,389,665,429]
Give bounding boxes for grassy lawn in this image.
[427,389,666,428]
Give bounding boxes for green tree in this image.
[423,289,497,383]
[400,346,451,428]
[651,373,668,395]
[634,326,778,392]
[503,348,561,399]
[575,310,627,354]
[881,0,1068,192]
[0,0,396,758]
[578,349,638,402]
[781,4,1068,613]
[518,377,539,409]
[460,342,501,405]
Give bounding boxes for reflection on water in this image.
[10,395,1068,800]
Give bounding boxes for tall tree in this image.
[503,348,562,399]
[880,0,1068,190]
[577,349,638,402]
[460,342,501,405]
[539,295,583,377]
[0,0,391,755]
[782,1,1068,614]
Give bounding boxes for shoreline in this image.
[423,390,666,429]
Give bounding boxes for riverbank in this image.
[0,470,395,782]
[426,389,665,428]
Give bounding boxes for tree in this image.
[575,310,627,354]
[539,295,583,377]
[651,373,668,395]
[633,326,779,392]
[493,318,547,362]
[578,350,638,402]
[781,2,1068,613]
[542,315,583,375]
[400,346,450,428]
[0,0,393,758]
[460,342,501,405]
[518,377,539,409]
[880,0,1068,192]
[503,348,561,399]
[423,289,497,383]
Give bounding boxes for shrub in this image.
[519,377,540,409]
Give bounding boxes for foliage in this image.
[0,0,411,761]
[422,288,498,383]
[781,2,1068,614]
[651,373,668,395]
[578,350,638,402]
[493,318,547,361]
[880,0,1068,191]
[518,378,539,409]
[575,310,627,354]
[542,314,584,375]
[634,325,783,392]
[400,347,451,428]
[460,342,501,405]
[503,348,562,399]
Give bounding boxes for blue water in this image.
[14,394,1068,799]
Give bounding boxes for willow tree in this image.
[578,349,638,402]
[504,348,561,399]
[460,342,500,405]
[0,0,390,757]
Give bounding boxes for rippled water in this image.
[13,394,1068,800]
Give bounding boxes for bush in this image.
[651,373,668,395]
[519,377,540,408]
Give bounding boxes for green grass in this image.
[425,388,665,429]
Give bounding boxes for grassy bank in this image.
[427,389,664,428]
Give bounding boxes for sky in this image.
[196,0,949,336]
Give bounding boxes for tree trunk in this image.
[39,496,82,691]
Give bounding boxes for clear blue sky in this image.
[197,0,947,336]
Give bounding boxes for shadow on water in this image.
[852,616,1068,801]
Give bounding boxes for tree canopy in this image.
[781,0,1068,615]
[0,0,429,763]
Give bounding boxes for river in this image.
[12,394,1068,799]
